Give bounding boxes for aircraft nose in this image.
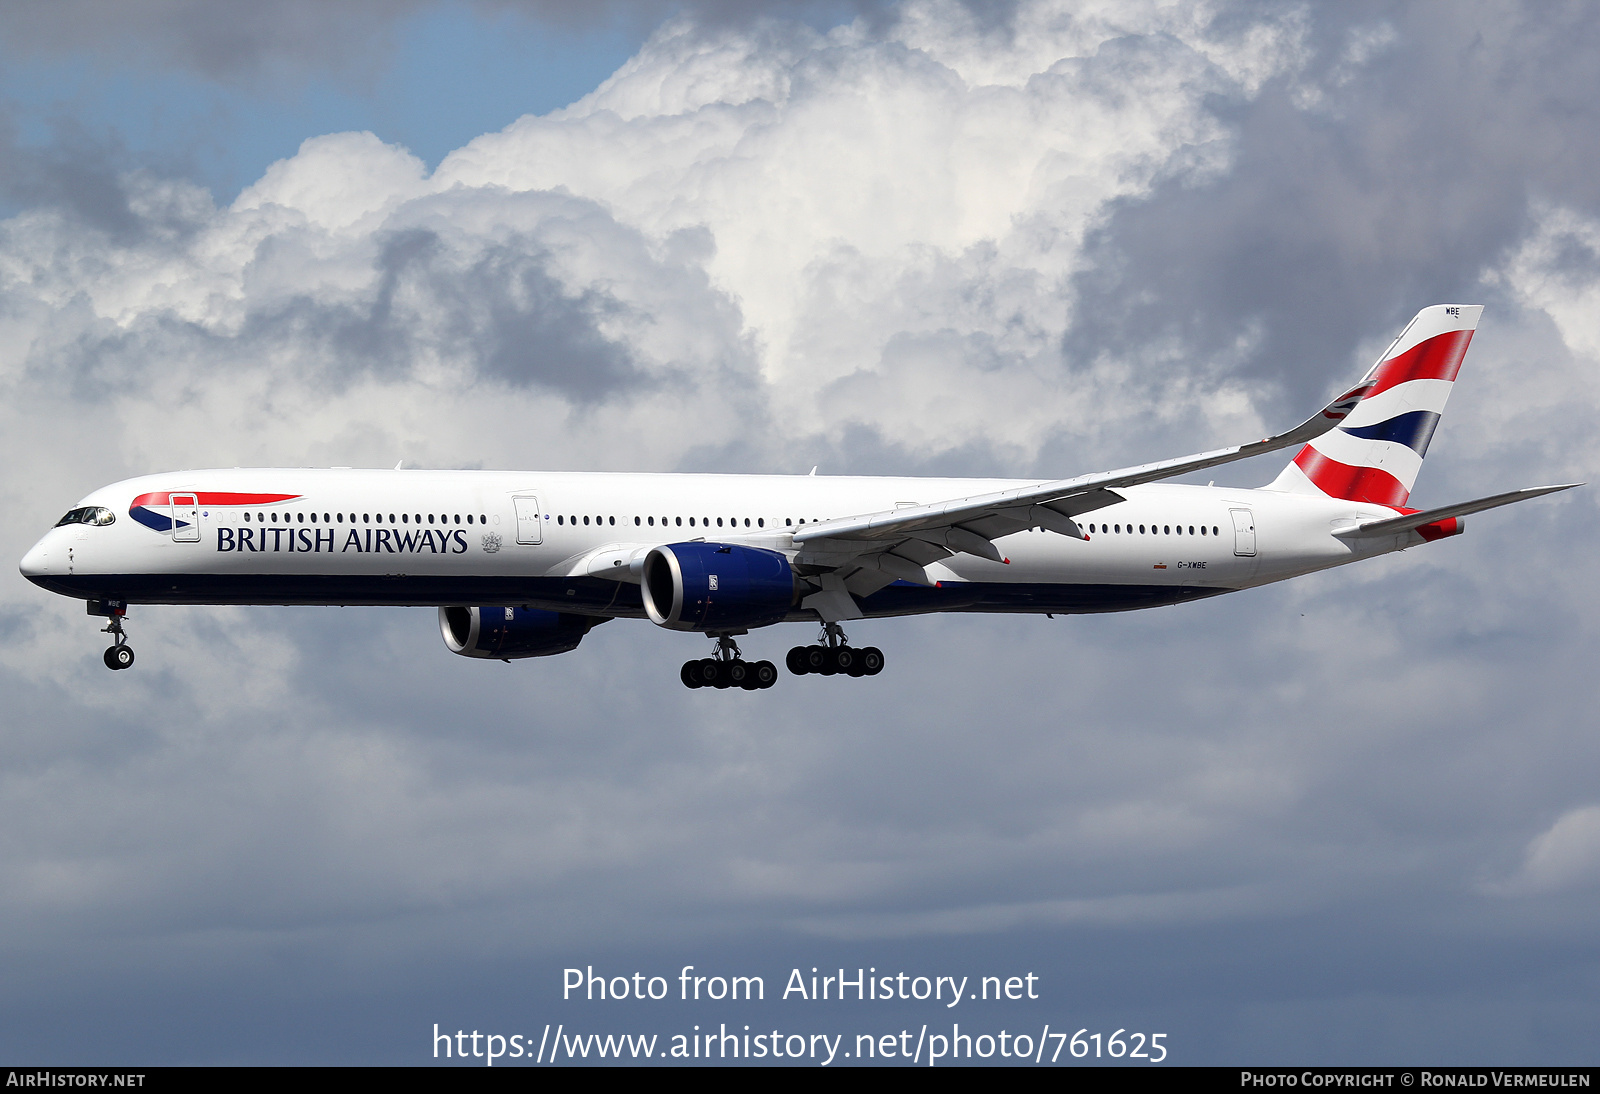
[20,536,52,580]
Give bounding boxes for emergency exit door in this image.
[513,496,543,545]
[170,493,200,542]
[1230,508,1256,556]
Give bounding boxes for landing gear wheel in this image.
[727,660,751,689]
[786,646,808,675]
[804,645,830,674]
[834,646,858,675]
[860,646,884,676]
[104,645,134,670]
[694,658,721,688]
[752,660,778,689]
[681,661,702,688]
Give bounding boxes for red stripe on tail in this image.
[1365,329,1474,398]
[1293,448,1411,507]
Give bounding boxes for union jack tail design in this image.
[1267,304,1482,507]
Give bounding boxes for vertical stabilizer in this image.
[1267,304,1482,507]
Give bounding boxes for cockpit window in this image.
[54,507,115,527]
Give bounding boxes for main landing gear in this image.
[786,623,884,679]
[91,600,135,671]
[681,634,778,691]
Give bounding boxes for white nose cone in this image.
[20,537,51,580]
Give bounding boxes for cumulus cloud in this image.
[1487,806,1600,897]
[3,0,1600,1060]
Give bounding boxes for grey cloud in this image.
[0,114,141,239]
[0,0,913,88]
[0,1,421,86]
[1068,1,1600,414]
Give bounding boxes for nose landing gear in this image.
[681,633,777,690]
[90,600,135,670]
[787,623,883,678]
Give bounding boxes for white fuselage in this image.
[20,468,1419,622]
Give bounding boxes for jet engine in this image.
[439,606,601,659]
[641,542,798,631]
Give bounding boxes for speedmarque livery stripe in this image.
[128,491,301,533]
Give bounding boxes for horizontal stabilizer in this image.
[1333,483,1583,538]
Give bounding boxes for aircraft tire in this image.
[728,660,751,689]
[860,646,884,676]
[694,658,721,688]
[752,660,778,689]
[834,646,858,675]
[104,645,134,670]
[786,646,808,675]
[681,661,702,688]
[804,645,830,674]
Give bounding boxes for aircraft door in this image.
[1230,508,1256,557]
[513,496,543,545]
[170,493,201,542]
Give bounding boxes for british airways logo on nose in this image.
[129,491,301,534]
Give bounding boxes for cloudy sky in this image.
[2,0,1598,1066]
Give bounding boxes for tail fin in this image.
[1267,304,1482,507]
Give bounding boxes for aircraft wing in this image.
[791,377,1378,593]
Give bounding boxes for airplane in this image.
[19,305,1580,689]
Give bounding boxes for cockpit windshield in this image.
[55,507,116,527]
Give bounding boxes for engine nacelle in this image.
[439,606,599,659]
[641,542,798,631]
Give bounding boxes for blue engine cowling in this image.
[641,542,798,631]
[439,606,601,659]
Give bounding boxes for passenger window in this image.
[758,518,764,528]
[717,518,723,527]
[690,517,696,527]
[609,516,615,525]
[557,515,564,525]
[676,517,682,526]
[744,518,751,527]
[649,517,655,526]
[634,516,641,526]
[1188,526,1195,535]
[583,516,590,525]
[1163,525,1169,535]
[244,512,252,522]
